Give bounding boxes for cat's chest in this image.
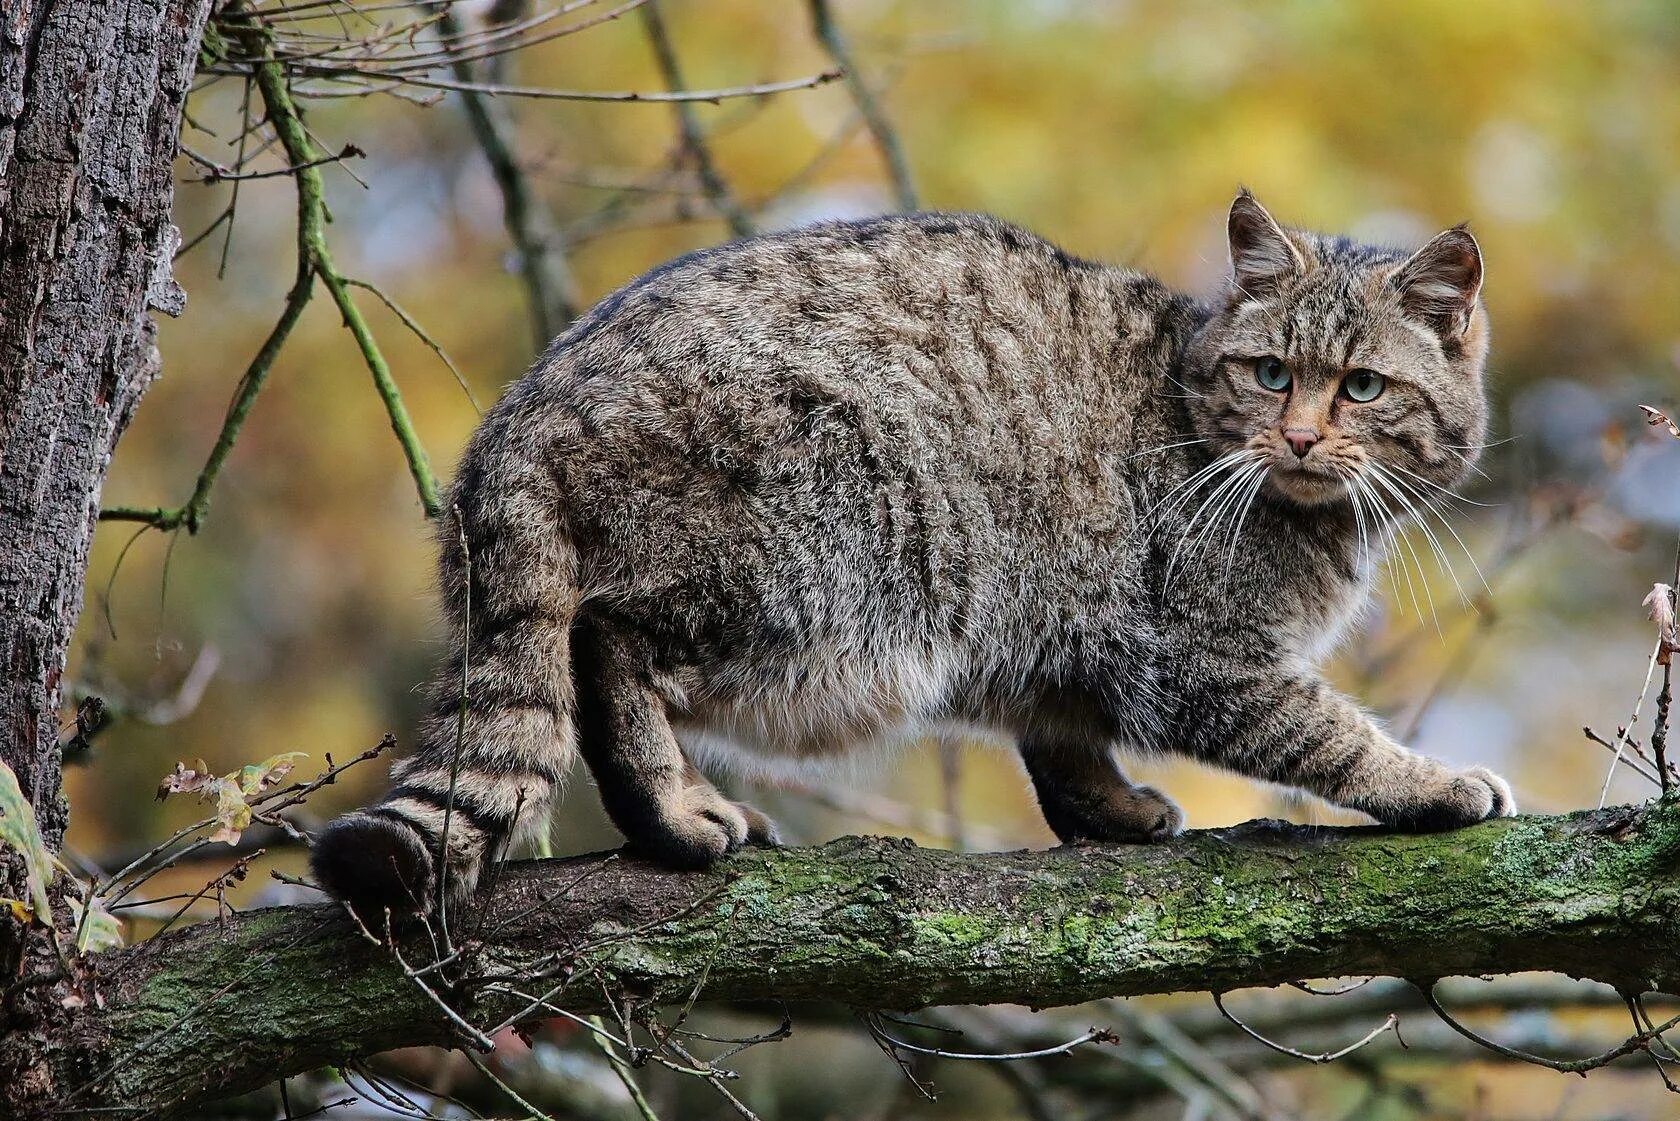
[1147,496,1369,653]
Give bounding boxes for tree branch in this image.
[36,803,1680,1117]
[434,5,580,351]
[805,0,917,211]
[639,0,752,237]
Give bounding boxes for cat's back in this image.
[471,213,1189,635]
[496,213,1182,474]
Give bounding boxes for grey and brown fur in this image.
[313,191,1514,921]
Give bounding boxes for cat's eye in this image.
[1341,369,1386,403]
[1253,356,1291,392]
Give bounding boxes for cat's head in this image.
[1183,190,1488,509]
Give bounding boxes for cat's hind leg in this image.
[572,617,778,867]
[1020,738,1184,844]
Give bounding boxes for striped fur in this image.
[313,193,1513,921]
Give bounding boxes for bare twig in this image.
[864,1012,1119,1062]
[222,64,843,105]
[1212,992,1401,1064]
[345,277,482,413]
[1598,641,1664,808]
[638,1,751,236]
[584,1017,664,1121]
[431,4,579,349]
[1419,981,1680,1079]
[805,0,917,210]
[1583,725,1662,786]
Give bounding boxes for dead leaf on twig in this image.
[1637,404,1680,439]
[156,758,214,800]
[1645,583,1679,666]
[157,751,307,845]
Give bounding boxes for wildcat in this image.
[313,190,1514,921]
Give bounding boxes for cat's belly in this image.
[666,644,983,765]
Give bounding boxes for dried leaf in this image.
[157,752,306,845]
[210,780,254,845]
[1,898,35,925]
[0,761,54,927]
[157,758,214,801]
[1638,404,1680,439]
[68,896,124,953]
[1647,583,1679,666]
[235,751,307,797]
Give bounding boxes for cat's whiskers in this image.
[1220,462,1271,580]
[1342,473,1375,576]
[1122,437,1209,462]
[1383,460,1495,509]
[1165,455,1266,583]
[1353,471,1427,627]
[1366,463,1468,607]
[1441,435,1519,452]
[1143,448,1254,533]
[1369,461,1493,598]
[1160,373,1207,400]
[1357,468,1442,635]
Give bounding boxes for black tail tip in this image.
[311,812,435,927]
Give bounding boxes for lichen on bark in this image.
[33,802,1680,1118]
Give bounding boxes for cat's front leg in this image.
[1170,660,1516,829]
[1020,738,1185,843]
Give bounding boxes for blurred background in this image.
[67,0,1680,1117]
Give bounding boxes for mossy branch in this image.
[104,14,443,530]
[35,803,1680,1117]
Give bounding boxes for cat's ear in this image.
[1392,225,1483,339]
[1227,189,1304,296]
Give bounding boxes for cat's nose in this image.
[1283,428,1320,458]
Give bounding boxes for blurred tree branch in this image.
[24,803,1680,1117]
[639,0,752,237]
[806,0,917,211]
[433,3,582,350]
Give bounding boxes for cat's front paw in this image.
[1383,766,1516,831]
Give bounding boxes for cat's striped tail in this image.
[311,449,576,923]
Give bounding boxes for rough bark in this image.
[0,0,210,1110]
[35,802,1680,1117]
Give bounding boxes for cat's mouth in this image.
[1265,459,1351,506]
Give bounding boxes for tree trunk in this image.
[0,0,210,1110]
[33,804,1680,1118]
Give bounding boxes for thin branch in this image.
[585,1017,664,1121]
[462,1052,558,1121]
[432,4,579,349]
[805,0,917,210]
[243,26,443,516]
[1419,981,1680,1078]
[217,63,844,104]
[638,0,751,236]
[1212,992,1401,1064]
[865,1013,1118,1062]
[1583,725,1662,786]
[190,142,365,182]
[1599,641,1664,808]
[345,277,481,413]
